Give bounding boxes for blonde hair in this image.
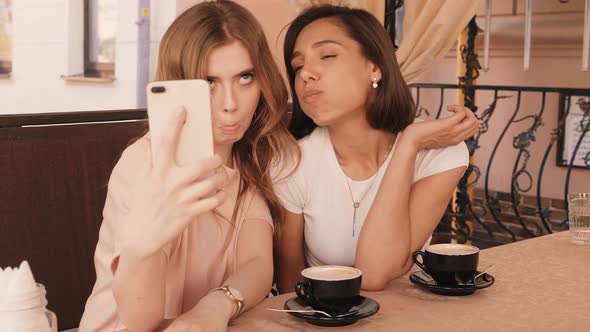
[155,1,299,228]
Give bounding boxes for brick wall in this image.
[468,188,568,248]
[432,188,569,248]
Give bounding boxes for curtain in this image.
[177,0,483,84]
[397,0,483,84]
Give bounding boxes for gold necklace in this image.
[345,175,378,237]
[339,139,394,237]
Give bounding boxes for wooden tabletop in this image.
[229,231,590,331]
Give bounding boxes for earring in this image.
[372,77,379,89]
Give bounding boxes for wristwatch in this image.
[210,285,245,321]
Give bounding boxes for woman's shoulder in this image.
[109,133,151,186]
[270,128,323,180]
[296,127,331,163]
[297,126,327,147]
[243,190,272,223]
[418,140,469,162]
[414,140,469,182]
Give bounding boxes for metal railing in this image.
[410,83,590,246]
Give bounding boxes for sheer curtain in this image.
[397,0,483,84]
[287,0,482,83]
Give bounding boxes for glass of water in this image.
[568,193,590,244]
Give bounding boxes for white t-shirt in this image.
[273,126,469,267]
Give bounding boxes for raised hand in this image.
[119,108,228,259]
[402,105,480,151]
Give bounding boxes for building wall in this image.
[416,7,590,200]
[0,0,176,114]
[176,0,384,88]
[174,0,590,200]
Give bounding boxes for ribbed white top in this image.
[273,126,469,267]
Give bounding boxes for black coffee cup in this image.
[412,243,479,286]
[295,265,362,316]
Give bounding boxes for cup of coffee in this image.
[412,243,479,286]
[295,265,362,316]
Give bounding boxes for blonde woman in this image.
[79,2,298,331]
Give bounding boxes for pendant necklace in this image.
[339,139,394,237]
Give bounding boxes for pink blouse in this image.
[79,136,273,332]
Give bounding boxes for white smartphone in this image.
[146,79,213,166]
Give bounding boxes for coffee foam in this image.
[302,266,362,281]
[426,244,479,256]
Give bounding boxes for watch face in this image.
[228,286,244,301]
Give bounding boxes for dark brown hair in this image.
[155,1,299,227]
[283,4,415,139]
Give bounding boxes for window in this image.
[0,0,12,74]
[85,0,117,78]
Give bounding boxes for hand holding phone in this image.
[147,79,214,166]
[116,80,226,258]
[121,111,227,257]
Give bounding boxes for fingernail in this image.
[176,108,185,118]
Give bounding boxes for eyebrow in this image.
[291,40,343,62]
[206,67,255,81]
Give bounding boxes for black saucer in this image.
[409,270,495,296]
[284,296,379,327]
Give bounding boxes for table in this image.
[230,232,590,331]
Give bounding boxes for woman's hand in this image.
[120,108,228,259]
[402,105,480,151]
[163,312,228,332]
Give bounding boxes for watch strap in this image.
[209,286,244,321]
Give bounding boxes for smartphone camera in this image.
[151,86,166,93]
